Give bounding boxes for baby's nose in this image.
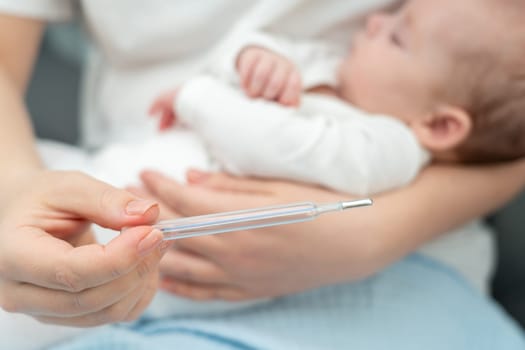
[365,13,389,38]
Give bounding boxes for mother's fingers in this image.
[160,278,249,301]
[140,171,236,215]
[0,240,163,317]
[140,170,270,217]
[35,171,159,230]
[126,185,182,221]
[34,272,158,327]
[123,271,159,322]
[1,226,163,291]
[159,248,229,284]
[187,170,343,206]
[186,169,275,194]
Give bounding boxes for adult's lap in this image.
[49,254,525,350]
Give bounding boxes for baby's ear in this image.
[411,105,472,152]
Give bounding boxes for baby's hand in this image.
[149,88,179,131]
[236,47,302,106]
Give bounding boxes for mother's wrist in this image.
[0,165,44,208]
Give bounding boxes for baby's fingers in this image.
[237,49,261,93]
[279,70,302,107]
[262,63,289,101]
[247,56,275,98]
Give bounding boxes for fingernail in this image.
[126,199,157,216]
[187,169,209,183]
[138,229,163,256]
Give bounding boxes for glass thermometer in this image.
[155,199,373,240]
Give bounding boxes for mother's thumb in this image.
[41,171,159,229]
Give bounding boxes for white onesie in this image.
[176,75,429,196]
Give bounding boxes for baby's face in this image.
[338,0,496,122]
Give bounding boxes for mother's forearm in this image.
[337,161,525,278]
[0,73,43,200]
[139,165,524,299]
[0,16,46,201]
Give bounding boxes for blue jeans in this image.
[50,254,525,350]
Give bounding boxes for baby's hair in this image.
[457,66,525,163]
[444,1,525,163]
[457,72,525,162]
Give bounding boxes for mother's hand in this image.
[0,170,168,326]
[141,160,525,302]
[140,170,376,301]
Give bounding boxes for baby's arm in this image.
[150,31,342,130]
[174,75,425,195]
[212,30,343,98]
[148,44,301,129]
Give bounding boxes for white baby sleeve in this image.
[211,30,343,90]
[176,75,429,195]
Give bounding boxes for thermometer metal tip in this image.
[341,199,373,210]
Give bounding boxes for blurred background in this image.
[27,24,525,331]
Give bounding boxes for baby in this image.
[151,0,525,196]
[142,0,525,319]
